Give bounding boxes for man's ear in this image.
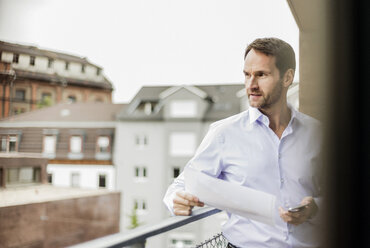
[283,69,295,87]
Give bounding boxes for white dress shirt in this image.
[163,106,322,248]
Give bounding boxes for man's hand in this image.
[279,196,318,225]
[173,191,204,216]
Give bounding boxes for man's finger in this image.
[176,191,204,206]
[176,191,199,201]
[173,197,198,207]
[174,208,192,216]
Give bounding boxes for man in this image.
[163,38,322,248]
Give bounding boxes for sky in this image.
[0,0,299,103]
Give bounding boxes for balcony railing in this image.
[68,207,222,248]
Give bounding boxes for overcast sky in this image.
[0,0,298,103]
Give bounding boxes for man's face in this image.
[243,49,283,109]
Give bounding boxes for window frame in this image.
[12,53,19,63]
[69,135,83,154]
[43,135,57,155]
[30,56,35,66]
[1,135,19,153]
[96,135,111,153]
[15,89,26,101]
[48,58,54,68]
[134,166,148,182]
[98,174,107,188]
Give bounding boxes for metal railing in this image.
[68,207,222,248]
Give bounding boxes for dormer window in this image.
[96,68,101,76]
[30,56,35,66]
[48,58,54,68]
[13,54,19,63]
[136,101,156,115]
[81,64,85,73]
[65,62,69,70]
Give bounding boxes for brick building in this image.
[0,102,125,190]
[0,40,113,118]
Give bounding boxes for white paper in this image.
[184,167,276,226]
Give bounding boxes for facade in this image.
[0,184,120,248]
[0,153,120,248]
[114,83,299,247]
[0,40,113,118]
[0,102,124,190]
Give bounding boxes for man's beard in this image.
[248,78,283,109]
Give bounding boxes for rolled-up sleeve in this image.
[163,122,224,214]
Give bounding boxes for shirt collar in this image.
[248,105,298,128]
[248,107,269,126]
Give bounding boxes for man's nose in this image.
[246,76,258,89]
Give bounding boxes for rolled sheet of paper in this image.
[184,166,276,226]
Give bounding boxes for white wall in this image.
[47,164,115,190]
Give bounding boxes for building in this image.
[0,40,113,118]
[0,102,124,190]
[0,153,120,248]
[114,83,299,247]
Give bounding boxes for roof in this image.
[14,69,113,90]
[0,40,98,66]
[0,40,113,90]
[0,184,117,207]
[118,84,245,121]
[0,102,126,122]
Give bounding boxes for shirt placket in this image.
[280,125,294,245]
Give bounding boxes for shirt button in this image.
[278,154,281,159]
[281,178,284,183]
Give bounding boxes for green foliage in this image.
[127,207,142,230]
[37,96,53,109]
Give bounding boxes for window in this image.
[48,173,53,183]
[169,100,197,117]
[48,58,54,68]
[136,101,157,115]
[173,167,180,178]
[81,64,85,73]
[169,234,195,248]
[96,68,101,76]
[13,107,26,115]
[71,172,80,187]
[43,135,56,154]
[13,53,19,63]
[98,174,106,188]
[70,136,82,153]
[65,62,69,70]
[96,136,110,153]
[6,167,41,185]
[135,134,147,148]
[169,132,196,157]
[67,95,76,103]
[15,89,26,101]
[41,92,52,102]
[134,199,147,214]
[0,137,6,152]
[30,56,35,66]
[134,166,147,180]
[1,135,19,153]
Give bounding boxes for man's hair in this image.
[244,37,296,77]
